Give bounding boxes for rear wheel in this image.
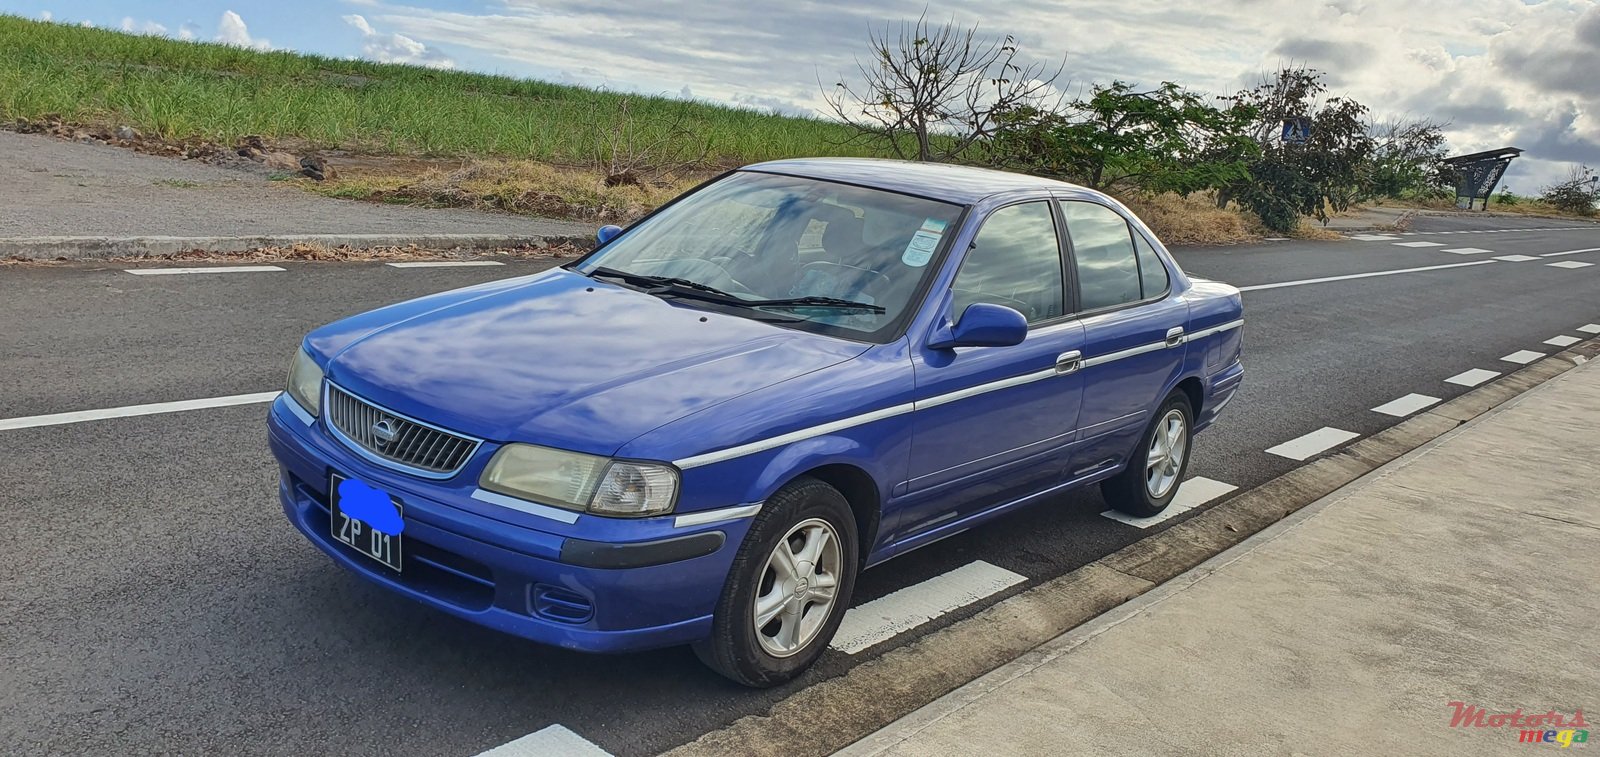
[1102,392,1193,518]
[693,476,858,687]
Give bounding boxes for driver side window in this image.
[950,202,1064,324]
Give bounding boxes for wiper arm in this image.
[742,295,886,314]
[586,266,734,298]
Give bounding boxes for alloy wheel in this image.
[753,518,842,657]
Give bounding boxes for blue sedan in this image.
[267,158,1244,686]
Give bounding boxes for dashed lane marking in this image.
[1348,234,1399,241]
[1539,247,1600,257]
[0,392,282,432]
[1501,349,1546,365]
[1100,477,1238,528]
[1545,335,1582,347]
[123,266,285,275]
[1442,248,1494,255]
[474,725,612,757]
[830,561,1026,654]
[1579,324,1600,334]
[1548,261,1594,269]
[1445,368,1501,387]
[1494,255,1539,262]
[1371,393,1443,417]
[1264,427,1361,461]
[1236,260,1495,292]
[1393,241,1446,247]
[386,261,507,268]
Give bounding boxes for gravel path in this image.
[0,129,591,239]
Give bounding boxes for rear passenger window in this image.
[1134,233,1170,297]
[950,202,1064,324]
[1062,202,1140,311]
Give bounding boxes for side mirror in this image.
[928,302,1028,349]
[596,224,623,245]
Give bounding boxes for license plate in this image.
[329,473,404,573]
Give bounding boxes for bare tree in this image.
[822,14,1065,162]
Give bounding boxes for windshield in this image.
[574,171,965,341]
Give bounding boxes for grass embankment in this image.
[0,14,1274,244]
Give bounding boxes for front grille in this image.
[324,383,480,476]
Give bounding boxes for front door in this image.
[897,200,1087,540]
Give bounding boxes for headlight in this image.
[286,348,324,416]
[480,444,679,517]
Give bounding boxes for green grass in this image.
[0,14,876,166]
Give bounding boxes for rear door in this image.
[896,200,1087,539]
[1058,199,1189,477]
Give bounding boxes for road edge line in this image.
[661,337,1600,757]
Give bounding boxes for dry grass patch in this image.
[309,159,708,224]
[1121,193,1260,246]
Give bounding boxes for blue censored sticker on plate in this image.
[902,218,947,267]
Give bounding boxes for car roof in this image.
[742,157,1088,205]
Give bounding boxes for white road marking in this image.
[385,261,506,268]
[1442,248,1493,255]
[1393,241,1446,247]
[1445,368,1500,387]
[124,265,285,275]
[1539,247,1600,257]
[1264,427,1361,461]
[1371,393,1442,417]
[1349,234,1398,241]
[1579,324,1600,334]
[0,392,282,432]
[1545,335,1582,347]
[1501,349,1545,364]
[1547,261,1594,269]
[1101,477,1238,528]
[1237,260,1495,293]
[830,561,1026,654]
[1493,254,1539,262]
[474,725,612,757]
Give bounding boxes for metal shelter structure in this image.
[1442,147,1523,210]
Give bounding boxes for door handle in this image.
[1055,350,1082,374]
[1165,326,1185,347]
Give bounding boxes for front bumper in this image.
[267,395,750,654]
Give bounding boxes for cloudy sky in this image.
[7,0,1599,190]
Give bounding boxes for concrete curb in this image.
[0,233,593,261]
[662,339,1600,757]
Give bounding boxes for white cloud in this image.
[215,10,270,51]
[178,23,198,41]
[341,14,454,69]
[39,10,51,21]
[121,17,169,36]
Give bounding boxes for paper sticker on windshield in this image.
[902,219,947,267]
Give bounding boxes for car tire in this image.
[692,476,858,688]
[1101,391,1193,518]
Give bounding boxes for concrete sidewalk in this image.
[842,361,1600,756]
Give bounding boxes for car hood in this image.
[313,269,869,456]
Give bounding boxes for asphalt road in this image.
[3,213,1598,756]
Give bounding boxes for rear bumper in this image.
[1195,359,1243,433]
[267,395,748,654]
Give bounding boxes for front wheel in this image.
[693,476,858,687]
[1102,392,1193,518]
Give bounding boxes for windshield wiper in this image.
[741,295,886,314]
[586,266,733,298]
